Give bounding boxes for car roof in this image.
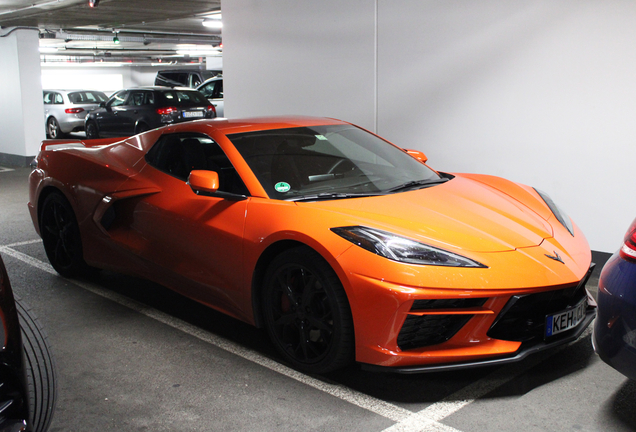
[43,89,106,93]
[198,77,223,86]
[170,116,350,135]
[115,86,199,92]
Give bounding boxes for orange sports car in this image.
[28,116,596,373]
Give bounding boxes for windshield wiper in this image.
[387,178,448,193]
[288,192,383,202]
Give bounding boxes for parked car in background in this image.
[0,254,57,432]
[43,90,108,138]
[154,69,222,88]
[593,218,636,380]
[196,77,224,117]
[84,87,216,138]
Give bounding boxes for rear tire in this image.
[85,121,99,139]
[46,117,65,139]
[262,247,354,373]
[16,296,57,432]
[135,123,150,134]
[39,192,90,277]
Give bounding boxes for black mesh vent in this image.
[487,283,588,342]
[397,314,474,351]
[411,298,488,311]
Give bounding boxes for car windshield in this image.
[159,90,209,106]
[228,124,444,201]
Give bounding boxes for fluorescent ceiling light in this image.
[39,47,58,53]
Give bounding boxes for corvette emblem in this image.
[545,251,565,264]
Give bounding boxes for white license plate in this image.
[545,298,587,338]
[183,111,204,118]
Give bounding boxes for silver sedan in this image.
[43,89,108,138]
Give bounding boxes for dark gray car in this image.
[43,89,108,138]
[84,87,216,139]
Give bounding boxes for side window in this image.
[198,81,215,98]
[108,91,128,107]
[54,93,64,104]
[145,92,155,105]
[165,72,189,86]
[43,92,52,104]
[145,134,250,196]
[190,73,202,87]
[129,91,146,106]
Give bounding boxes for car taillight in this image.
[620,218,636,261]
[157,107,178,115]
[65,108,84,114]
[207,105,216,115]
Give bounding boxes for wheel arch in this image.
[250,239,352,329]
[251,240,306,328]
[36,185,75,233]
[134,120,150,134]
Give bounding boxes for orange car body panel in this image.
[27,117,592,369]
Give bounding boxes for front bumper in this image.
[336,239,595,370]
[363,308,595,373]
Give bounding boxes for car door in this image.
[95,90,130,136]
[198,79,224,116]
[115,133,250,316]
[123,90,151,133]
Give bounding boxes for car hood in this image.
[302,175,554,253]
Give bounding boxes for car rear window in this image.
[158,90,209,106]
[68,91,108,104]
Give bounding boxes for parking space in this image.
[1,166,635,431]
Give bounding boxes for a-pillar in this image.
[0,28,44,167]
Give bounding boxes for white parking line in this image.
[1,241,586,432]
[0,167,15,173]
[0,244,417,425]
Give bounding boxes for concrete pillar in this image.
[0,28,45,167]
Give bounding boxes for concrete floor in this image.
[1,166,634,432]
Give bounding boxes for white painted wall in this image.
[41,65,160,95]
[0,29,45,160]
[224,0,636,253]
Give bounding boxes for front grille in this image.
[487,283,588,342]
[397,314,475,351]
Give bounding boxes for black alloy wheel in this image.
[85,121,99,139]
[262,247,354,373]
[39,192,88,277]
[46,117,64,139]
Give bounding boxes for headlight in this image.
[331,226,486,267]
[534,189,574,236]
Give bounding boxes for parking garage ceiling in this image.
[0,0,222,64]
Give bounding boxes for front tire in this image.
[262,247,354,373]
[16,297,57,432]
[39,192,89,277]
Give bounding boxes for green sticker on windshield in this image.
[275,182,291,193]
[315,134,328,140]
